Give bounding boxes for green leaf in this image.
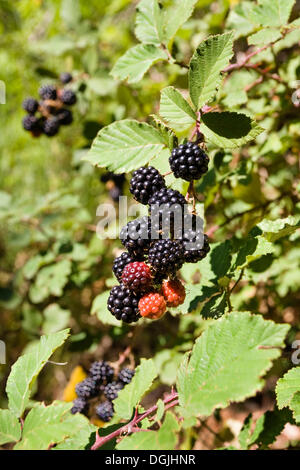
[201,112,264,149]
[6,330,69,418]
[257,216,300,242]
[84,119,166,173]
[60,0,81,27]
[200,292,227,319]
[251,408,294,448]
[159,86,196,132]
[0,410,21,445]
[117,412,179,450]
[248,28,281,45]
[111,44,167,84]
[251,0,295,27]
[14,402,94,450]
[234,235,276,270]
[226,2,257,39]
[177,312,289,418]
[156,399,165,422]
[276,367,300,423]
[91,291,121,327]
[135,0,164,45]
[114,359,157,420]
[189,32,234,109]
[29,260,72,303]
[54,423,96,450]
[42,304,71,334]
[163,0,198,42]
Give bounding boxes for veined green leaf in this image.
[159,86,196,132]
[111,44,167,84]
[84,119,166,173]
[251,0,295,28]
[6,330,69,417]
[163,0,198,43]
[276,367,300,423]
[201,111,264,149]
[177,312,289,418]
[0,410,22,445]
[135,0,164,45]
[189,32,234,109]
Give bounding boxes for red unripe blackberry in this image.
[162,279,186,307]
[120,216,153,257]
[103,381,124,401]
[113,252,142,282]
[75,377,98,399]
[70,397,87,415]
[118,367,135,384]
[107,284,141,323]
[139,292,167,320]
[169,142,209,181]
[130,166,165,204]
[122,261,152,292]
[148,239,184,276]
[89,361,114,385]
[96,401,114,422]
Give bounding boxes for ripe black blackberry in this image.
[60,89,77,106]
[70,397,87,415]
[181,231,210,263]
[43,117,60,136]
[113,252,142,282]
[118,368,135,385]
[96,401,114,422]
[104,381,124,401]
[120,216,154,257]
[75,377,98,399]
[148,239,185,275]
[148,188,187,236]
[89,361,114,385]
[107,284,141,323]
[130,166,165,204]
[39,84,57,100]
[22,98,39,114]
[60,72,73,84]
[22,115,39,132]
[169,142,209,181]
[57,108,73,125]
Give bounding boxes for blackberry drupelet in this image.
[118,368,135,385]
[22,98,39,114]
[60,72,73,84]
[70,397,87,415]
[89,361,114,385]
[60,89,77,106]
[39,84,57,100]
[57,108,73,125]
[104,381,124,401]
[122,261,152,293]
[43,117,60,136]
[96,401,114,422]
[75,377,98,399]
[112,252,140,282]
[169,142,209,181]
[130,166,165,205]
[107,284,141,323]
[120,216,154,257]
[22,115,39,131]
[148,239,185,275]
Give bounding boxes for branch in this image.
[91,391,179,450]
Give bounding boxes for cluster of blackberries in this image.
[71,360,135,423]
[107,143,210,324]
[101,172,126,202]
[22,72,76,137]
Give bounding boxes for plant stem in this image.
[91,391,179,450]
